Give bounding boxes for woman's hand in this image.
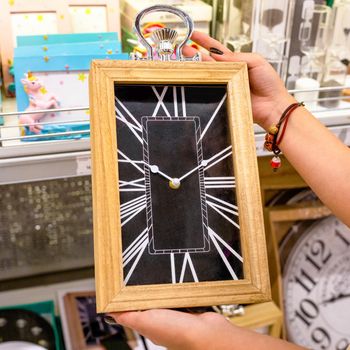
[183,31,296,131]
[109,309,304,350]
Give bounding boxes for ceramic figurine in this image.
[19,72,59,134]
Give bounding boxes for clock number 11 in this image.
[296,239,332,293]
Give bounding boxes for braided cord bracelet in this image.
[264,101,305,171]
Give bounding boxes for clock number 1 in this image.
[335,229,350,247]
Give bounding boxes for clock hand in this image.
[144,163,181,190]
[179,162,205,182]
[322,292,350,305]
[144,163,173,182]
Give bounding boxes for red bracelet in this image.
[264,102,304,172]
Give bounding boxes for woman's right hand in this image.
[183,31,296,131]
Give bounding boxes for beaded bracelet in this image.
[264,101,304,171]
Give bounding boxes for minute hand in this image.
[179,163,203,181]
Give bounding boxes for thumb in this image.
[109,309,207,348]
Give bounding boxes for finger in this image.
[190,31,265,69]
[110,309,203,347]
[191,31,232,55]
[182,45,214,62]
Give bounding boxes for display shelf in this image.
[1,85,350,184]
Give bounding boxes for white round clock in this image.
[280,215,350,349]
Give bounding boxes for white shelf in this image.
[1,92,350,184]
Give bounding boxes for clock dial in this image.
[280,216,350,349]
[142,116,209,254]
[115,84,243,286]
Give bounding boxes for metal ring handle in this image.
[134,5,194,60]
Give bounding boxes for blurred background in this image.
[0,1,349,349]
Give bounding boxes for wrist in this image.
[262,94,297,131]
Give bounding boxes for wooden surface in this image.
[89,60,270,312]
[230,301,283,338]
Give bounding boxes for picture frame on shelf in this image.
[89,60,270,312]
[0,0,121,95]
[61,290,148,350]
[8,39,128,144]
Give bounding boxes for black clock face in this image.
[115,84,243,286]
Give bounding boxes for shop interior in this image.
[0,0,349,349]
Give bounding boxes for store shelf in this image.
[1,86,350,184]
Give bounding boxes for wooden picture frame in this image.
[63,291,141,350]
[229,301,283,338]
[264,200,331,338]
[0,0,121,94]
[89,60,270,312]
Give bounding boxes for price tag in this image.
[76,155,91,175]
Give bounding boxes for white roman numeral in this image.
[120,194,146,210]
[120,178,145,187]
[151,86,171,118]
[120,195,147,223]
[179,253,199,283]
[208,227,242,280]
[118,149,145,175]
[119,178,145,191]
[204,176,235,189]
[206,193,239,229]
[170,253,176,284]
[123,228,149,284]
[115,98,143,144]
[181,86,186,117]
[199,93,227,141]
[203,146,233,171]
[173,87,178,118]
[120,194,146,226]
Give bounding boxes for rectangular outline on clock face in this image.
[141,116,209,255]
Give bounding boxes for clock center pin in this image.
[169,178,181,190]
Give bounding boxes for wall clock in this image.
[280,215,350,350]
[0,309,55,349]
[89,5,269,312]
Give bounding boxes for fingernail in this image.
[104,315,118,325]
[209,47,224,55]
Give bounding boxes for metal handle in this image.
[133,5,195,61]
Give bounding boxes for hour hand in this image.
[144,163,173,181]
[144,163,181,189]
